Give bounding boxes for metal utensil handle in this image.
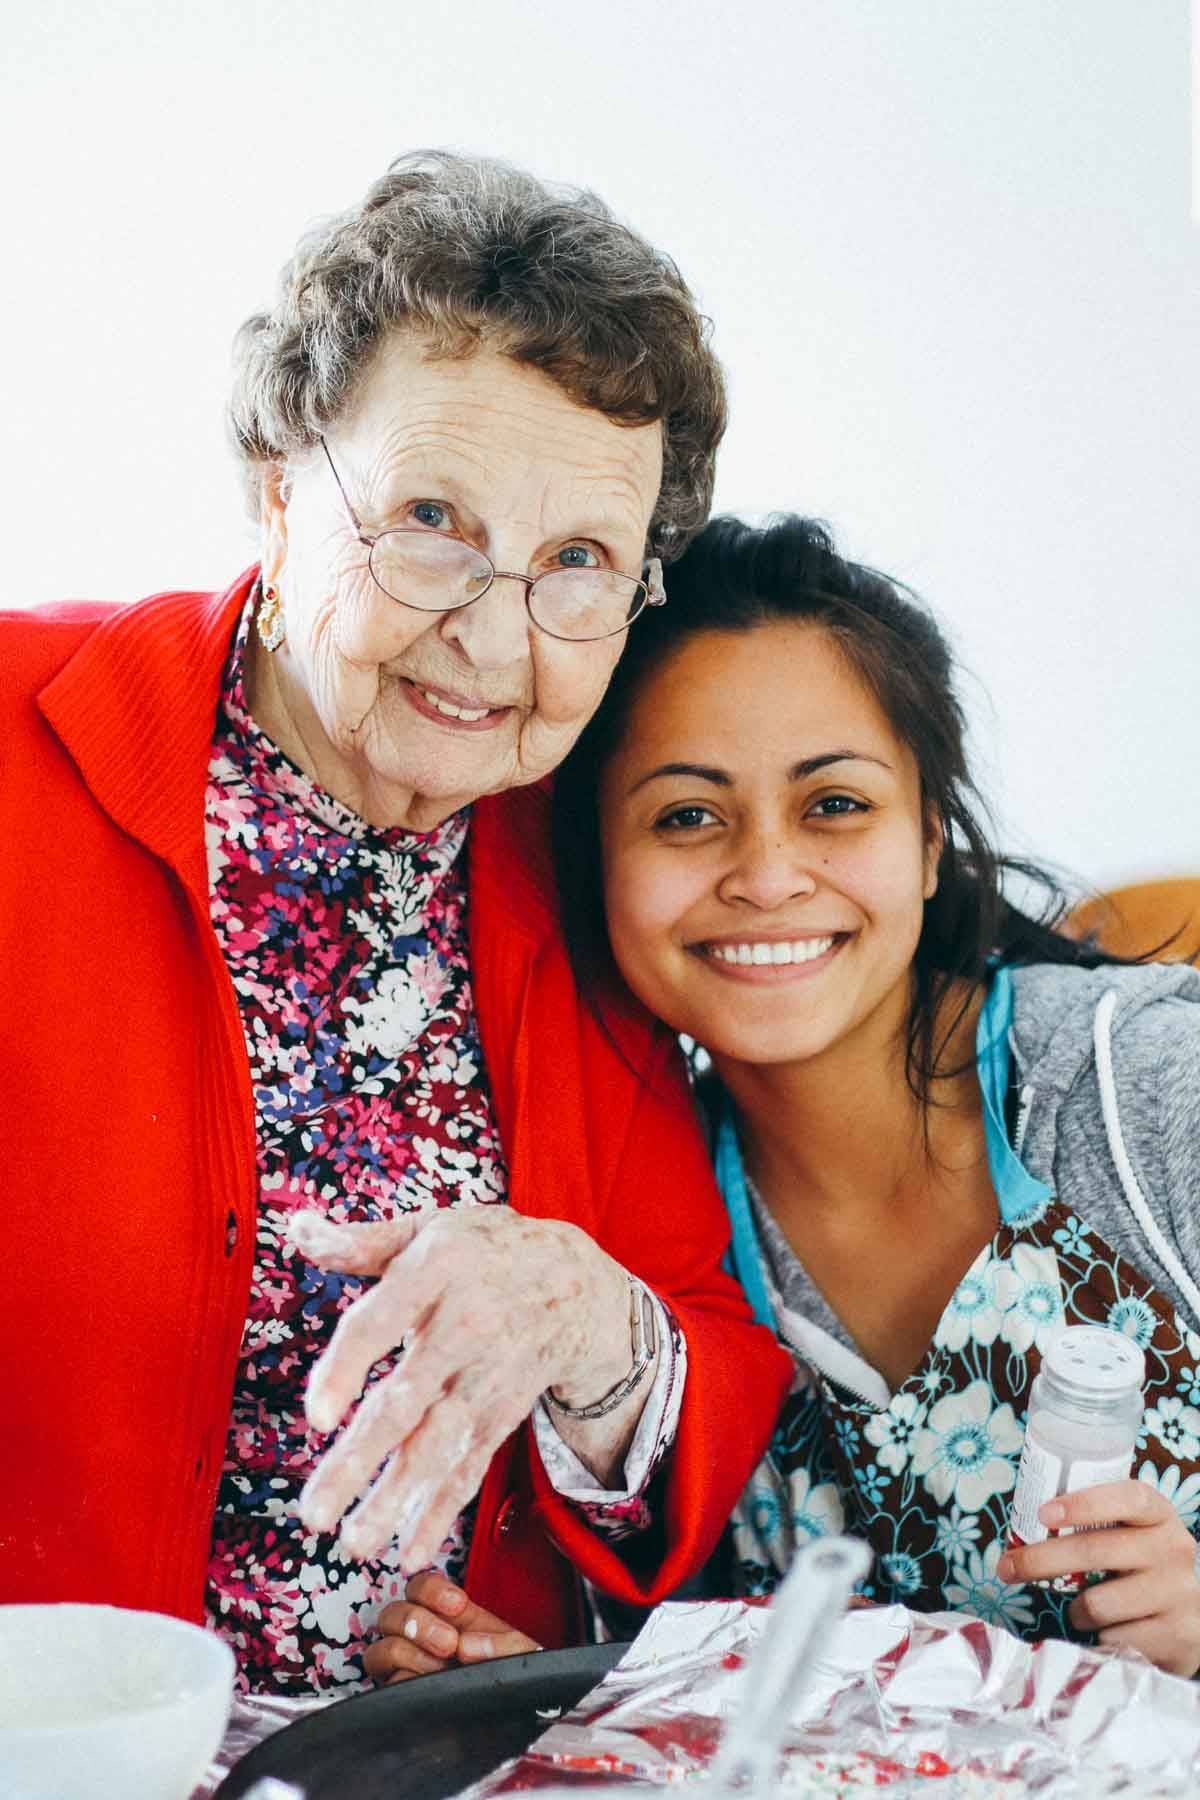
[708,1534,872,1794]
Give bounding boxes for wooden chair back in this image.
[1067,878,1200,962]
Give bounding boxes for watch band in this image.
[545,1277,658,1421]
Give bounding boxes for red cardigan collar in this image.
[34,565,558,941]
[37,568,257,900]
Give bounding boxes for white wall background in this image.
[4,0,1197,892]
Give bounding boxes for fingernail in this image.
[429,1622,457,1656]
[298,1484,337,1536]
[305,1372,342,1436]
[339,1514,379,1560]
[439,1585,467,1616]
[460,1632,494,1659]
[996,1553,1016,1583]
[1040,1500,1065,1526]
[287,1213,336,1255]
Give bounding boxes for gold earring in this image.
[257,582,286,652]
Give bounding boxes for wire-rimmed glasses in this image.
[318,437,665,643]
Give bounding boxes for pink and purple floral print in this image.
[201,608,678,1694]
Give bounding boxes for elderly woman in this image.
[1,152,790,1694]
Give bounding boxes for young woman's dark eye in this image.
[656,804,720,832]
[811,795,868,818]
[410,501,453,530]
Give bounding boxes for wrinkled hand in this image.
[290,1207,631,1565]
[998,1480,1200,1676]
[363,1571,540,1683]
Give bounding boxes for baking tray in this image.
[214,1642,626,1799]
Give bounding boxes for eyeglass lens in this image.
[367,530,646,641]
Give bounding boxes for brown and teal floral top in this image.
[718,969,1200,1641]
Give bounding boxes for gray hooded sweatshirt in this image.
[1010,959,1200,1333]
[754,960,1200,1369]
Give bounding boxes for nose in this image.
[718,824,819,910]
[438,570,535,672]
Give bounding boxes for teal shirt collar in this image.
[976,964,1053,1226]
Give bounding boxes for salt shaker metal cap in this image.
[1043,1324,1145,1397]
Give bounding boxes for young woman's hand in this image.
[997,1480,1200,1676]
[362,1571,540,1684]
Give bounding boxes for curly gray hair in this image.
[229,150,727,560]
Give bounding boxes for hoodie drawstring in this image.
[1094,987,1200,1332]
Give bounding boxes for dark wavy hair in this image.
[553,513,1132,1105]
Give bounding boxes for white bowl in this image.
[0,1603,235,1800]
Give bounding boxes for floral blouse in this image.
[202,606,683,1695]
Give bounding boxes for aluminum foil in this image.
[193,1690,331,1798]
[455,1599,1200,1797]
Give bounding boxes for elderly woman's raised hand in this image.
[289,1206,644,1565]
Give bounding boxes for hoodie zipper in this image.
[776,1300,892,1409]
[1012,1083,1035,1159]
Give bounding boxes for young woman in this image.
[370,512,1200,1683]
[547,513,1200,1678]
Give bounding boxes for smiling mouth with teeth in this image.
[703,936,838,967]
[412,683,502,723]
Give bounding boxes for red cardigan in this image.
[0,570,791,1650]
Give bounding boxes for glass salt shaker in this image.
[1007,1322,1146,1592]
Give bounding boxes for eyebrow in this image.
[627,750,892,796]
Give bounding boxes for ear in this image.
[922,808,944,901]
[258,461,290,589]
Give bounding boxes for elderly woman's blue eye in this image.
[411,501,451,530]
[557,544,599,569]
